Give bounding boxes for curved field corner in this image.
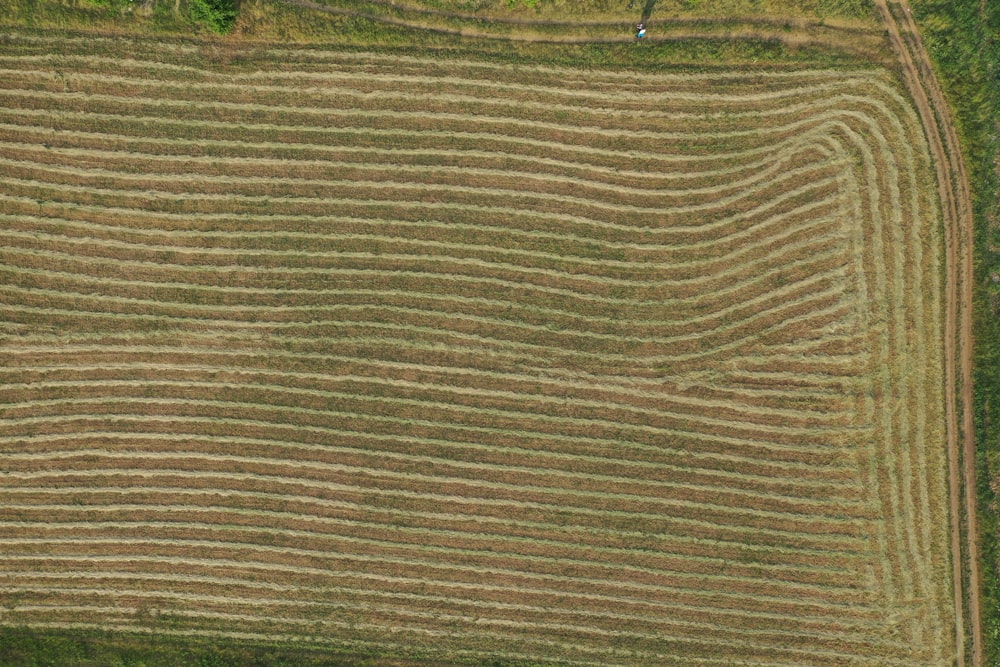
[0,18,967,667]
[873,0,982,663]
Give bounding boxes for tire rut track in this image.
[872,0,981,663]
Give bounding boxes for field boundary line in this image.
[274,0,888,60]
[0,583,903,649]
[0,601,909,664]
[0,620,627,667]
[0,38,886,80]
[872,1,981,663]
[0,66,891,111]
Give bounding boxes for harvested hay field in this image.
[0,31,956,666]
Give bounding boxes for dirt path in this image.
[275,0,886,59]
[296,0,877,31]
[871,0,981,664]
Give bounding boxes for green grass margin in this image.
[0,0,879,68]
[0,625,565,667]
[909,0,1000,661]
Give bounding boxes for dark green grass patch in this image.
[0,625,522,667]
[0,0,878,69]
[189,0,237,34]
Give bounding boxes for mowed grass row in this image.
[0,39,916,660]
[0,54,912,488]
[0,43,889,96]
[0,34,952,665]
[849,83,950,663]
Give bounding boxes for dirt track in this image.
[872,0,981,664]
[276,0,888,59]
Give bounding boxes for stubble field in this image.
[0,30,956,665]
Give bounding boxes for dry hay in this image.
[0,32,953,665]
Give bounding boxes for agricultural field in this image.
[0,2,976,664]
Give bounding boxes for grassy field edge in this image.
[0,625,517,667]
[909,0,1000,662]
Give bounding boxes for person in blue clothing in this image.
[636,22,646,38]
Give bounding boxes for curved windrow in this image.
[0,35,951,666]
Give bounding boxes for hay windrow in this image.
[0,33,951,665]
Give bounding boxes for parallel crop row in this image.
[0,32,953,665]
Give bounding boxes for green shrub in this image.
[189,0,237,33]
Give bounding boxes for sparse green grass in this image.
[0,625,463,667]
[362,0,873,21]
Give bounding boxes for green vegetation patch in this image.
[0,626,462,667]
[189,0,237,34]
[911,0,1000,660]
